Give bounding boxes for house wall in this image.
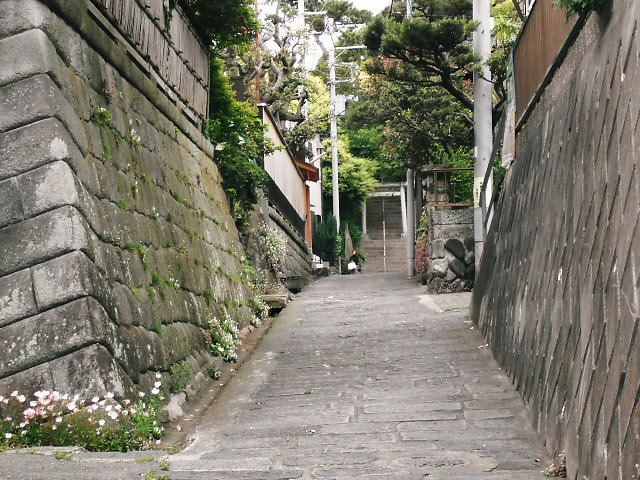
[472,2,640,478]
[262,112,307,220]
[0,0,252,399]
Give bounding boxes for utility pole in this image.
[472,0,493,265]
[329,38,340,234]
[405,0,416,277]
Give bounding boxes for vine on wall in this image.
[554,0,609,19]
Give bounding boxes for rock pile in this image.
[428,236,475,292]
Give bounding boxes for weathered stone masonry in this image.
[473,1,640,478]
[0,0,253,398]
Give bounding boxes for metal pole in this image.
[406,169,415,277]
[362,200,367,238]
[473,0,493,266]
[329,43,340,234]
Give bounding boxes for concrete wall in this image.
[0,0,253,399]
[472,2,640,478]
[426,208,475,292]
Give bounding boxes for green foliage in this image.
[206,365,220,380]
[207,57,271,229]
[312,215,338,265]
[258,225,287,278]
[208,313,240,363]
[169,361,192,393]
[166,0,260,50]
[553,0,608,18]
[322,138,379,206]
[0,386,164,452]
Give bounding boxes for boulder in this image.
[464,251,475,265]
[445,269,457,281]
[445,239,465,261]
[428,277,443,293]
[449,258,467,278]
[464,236,474,251]
[431,239,445,259]
[431,259,448,277]
[466,262,476,280]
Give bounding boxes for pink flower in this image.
[91,396,99,403]
[98,419,105,426]
[55,417,62,423]
[16,395,25,403]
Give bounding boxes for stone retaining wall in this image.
[0,0,252,399]
[472,2,640,478]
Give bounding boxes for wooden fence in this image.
[513,0,577,123]
[91,0,209,120]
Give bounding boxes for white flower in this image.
[16,395,25,403]
[108,411,118,420]
[138,392,145,398]
[155,373,161,379]
[151,388,159,395]
[91,396,99,403]
[105,392,114,399]
[4,433,12,439]
[98,419,105,426]
[10,391,18,397]
[153,381,161,388]
[29,401,37,407]
[51,425,57,430]
[105,405,112,412]
[55,417,62,423]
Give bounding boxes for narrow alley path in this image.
[167,274,548,479]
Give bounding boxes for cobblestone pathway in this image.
[0,274,548,479]
[168,274,548,479]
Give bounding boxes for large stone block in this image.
[0,118,76,181]
[0,177,23,227]
[31,250,109,312]
[0,206,91,277]
[433,223,473,241]
[431,239,445,259]
[0,0,50,39]
[0,268,37,327]
[0,297,115,378]
[18,160,80,217]
[430,208,474,226]
[0,74,87,152]
[0,29,58,87]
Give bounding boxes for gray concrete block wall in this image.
[0,0,253,399]
[472,2,640,478]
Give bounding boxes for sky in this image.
[350,0,391,14]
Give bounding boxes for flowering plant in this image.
[0,376,164,452]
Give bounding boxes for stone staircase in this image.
[360,186,407,274]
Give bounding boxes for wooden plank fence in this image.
[91,0,209,120]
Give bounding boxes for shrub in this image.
[258,225,286,278]
[554,0,609,18]
[169,361,191,393]
[0,378,164,452]
[208,313,240,363]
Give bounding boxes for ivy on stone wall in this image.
[554,0,609,19]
